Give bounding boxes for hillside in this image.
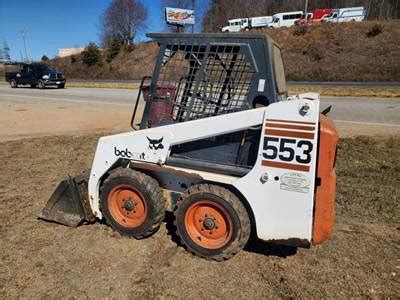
[48,20,400,82]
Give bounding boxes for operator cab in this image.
[130,33,288,177]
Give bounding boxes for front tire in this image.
[174,184,251,261]
[57,84,65,89]
[100,168,166,239]
[10,79,18,88]
[38,80,45,89]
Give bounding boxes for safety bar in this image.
[131,76,152,129]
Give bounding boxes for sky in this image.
[0,0,206,61]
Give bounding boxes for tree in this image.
[82,43,101,67]
[41,55,49,62]
[106,38,122,62]
[101,0,148,46]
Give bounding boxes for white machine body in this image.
[88,94,320,243]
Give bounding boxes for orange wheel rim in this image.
[108,185,147,228]
[184,200,233,249]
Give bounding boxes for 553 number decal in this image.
[263,137,313,164]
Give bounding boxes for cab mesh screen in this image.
[152,44,255,123]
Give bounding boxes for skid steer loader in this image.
[40,33,339,261]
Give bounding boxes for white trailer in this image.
[250,16,273,28]
[268,11,303,28]
[322,7,365,22]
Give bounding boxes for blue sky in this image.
[0,0,206,61]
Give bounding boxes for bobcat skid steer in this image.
[40,33,339,260]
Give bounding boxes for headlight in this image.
[42,75,49,80]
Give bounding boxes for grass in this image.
[289,85,400,97]
[336,135,400,224]
[66,81,140,89]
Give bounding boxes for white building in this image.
[58,47,85,58]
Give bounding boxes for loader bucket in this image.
[39,172,95,227]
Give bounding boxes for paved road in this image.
[1,85,399,123]
[0,85,399,139]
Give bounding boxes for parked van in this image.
[221,18,248,32]
[322,7,365,22]
[221,16,272,32]
[268,11,303,28]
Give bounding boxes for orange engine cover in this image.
[312,114,339,244]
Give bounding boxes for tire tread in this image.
[174,183,251,261]
[100,167,165,239]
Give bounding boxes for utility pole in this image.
[20,30,29,62]
[304,0,308,18]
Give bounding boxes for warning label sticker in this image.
[280,172,310,193]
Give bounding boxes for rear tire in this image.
[38,80,45,89]
[100,168,166,239]
[174,184,251,261]
[10,79,18,88]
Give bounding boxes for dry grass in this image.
[336,135,400,224]
[263,20,400,82]
[48,42,159,80]
[66,81,140,89]
[64,80,400,98]
[288,85,400,97]
[0,134,399,298]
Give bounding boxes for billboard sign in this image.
[165,7,195,25]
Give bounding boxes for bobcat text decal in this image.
[114,147,146,160]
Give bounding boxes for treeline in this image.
[202,0,400,32]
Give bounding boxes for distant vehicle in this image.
[268,11,303,28]
[221,16,273,32]
[322,7,365,22]
[5,63,66,89]
[221,18,247,32]
[295,8,333,25]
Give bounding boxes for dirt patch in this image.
[0,134,399,298]
[0,99,133,142]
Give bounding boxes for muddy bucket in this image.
[39,172,95,227]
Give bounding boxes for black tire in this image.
[57,84,65,89]
[38,80,45,89]
[100,168,166,239]
[174,184,251,261]
[30,84,37,88]
[10,79,18,88]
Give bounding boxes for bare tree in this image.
[101,0,148,46]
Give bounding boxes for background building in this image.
[58,47,85,58]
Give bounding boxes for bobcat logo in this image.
[147,137,164,151]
